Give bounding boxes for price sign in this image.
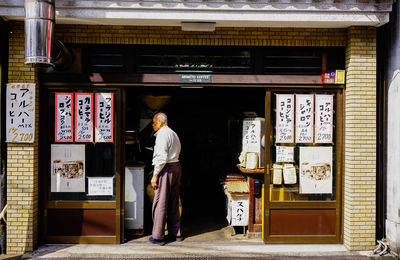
[315,95,333,143]
[276,94,294,143]
[55,93,74,142]
[75,93,93,142]
[95,93,114,143]
[295,94,314,143]
[6,83,35,143]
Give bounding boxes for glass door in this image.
[263,88,343,243]
[40,87,122,244]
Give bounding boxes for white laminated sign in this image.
[275,94,294,143]
[6,83,35,143]
[55,93,73,142]
[295,94,314,143]
[315,95,334,143]
[75,93,93,142]
[95,93,114,143]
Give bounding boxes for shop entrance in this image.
[124,86,266,241]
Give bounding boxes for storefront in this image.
[4,21,378,254]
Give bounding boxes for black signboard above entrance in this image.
[179,74,212,83]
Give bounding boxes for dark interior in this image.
[125,86,266,236]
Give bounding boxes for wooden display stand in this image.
[237,166,264,234]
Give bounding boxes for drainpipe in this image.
[24,0,55,65]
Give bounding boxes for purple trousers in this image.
[152,162,182,240]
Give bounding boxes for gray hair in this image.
[155,112,168,124]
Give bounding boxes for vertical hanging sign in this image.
[55,93,73,142]
[6,83,35,143]
[295,94,314,143]
[315,95,334,143]
[75,93,93,142]
[275,94,294,143]
[95,93,114,143]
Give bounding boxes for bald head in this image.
[152,112,168,132]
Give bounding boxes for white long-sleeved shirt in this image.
[152,125,181,176]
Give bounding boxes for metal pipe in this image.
[24,0,55,65]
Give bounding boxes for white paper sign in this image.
[295,94,314,143]
[6,83,35,143]
[51,144,85,193]
[75,93,93,142]
[276,146,294,162]
[88,177,113,196]
[95,93,114,143]
[55,93,73,142]
[242,118,261,152]
[276,94,294,143]
[299,146,333,194]
[231,198,249,226]
[315,95,334,143]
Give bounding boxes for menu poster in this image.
[75,93,93,142]
[295,94,314,143]
[51,144,85,193]
[95,93,114,143]
[315,95,334,143]
[276,94,294,143]
[55,93,74,142]
[299,146,333,194]
[276,146,294,163]
[6,83,35,143]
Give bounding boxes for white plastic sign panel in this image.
[55,93,74,142]
[276,94,294,143]
[315,95,334,143]
[6,83,35,143]
[75,93,93,142]
[51,144,85,193]
[276,146,294,163]
[88,177,113,196]
[299,146,333,194]
[95,93,114,143]
[295,94,314,143]
[231,198,249,226]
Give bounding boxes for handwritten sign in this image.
[276,146,294,163]
[242,118,262,152]
[75,93,93,142]
[315,95,334,143]
[88,177,113,196]
[276,94,294,143]
[6,83,35,143]
[55,93,73,142]
[95,93,114,143]
[295,94,314,143]
[231,198,249,226]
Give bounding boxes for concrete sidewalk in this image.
[18,242,391,259]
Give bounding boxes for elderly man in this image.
[149,112,183,245]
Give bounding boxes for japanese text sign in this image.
[315,95,334,143]
[55,93,74,142]
[95,93,114,143]
[6,83,35,143]
[231,198,249,226]
[242,118,262,153]
[295,94,314,143]
[276,146,294,163]
[75,93,93,142]
[88,177,113,196]
[276,94,294,143]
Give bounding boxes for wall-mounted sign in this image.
[6,83,35,143]
[75,93,93,142]
[315,95,334,143]
[322,70,345,84]
[88,177,114,196]
[295,94,314,143]
[55,93,73,142]
[275,94,294,143]
[179,74,212,83]
[95,93,114,143]
[276,146,294,163]
[51,144,85,193]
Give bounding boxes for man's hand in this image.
[151,174,158,189]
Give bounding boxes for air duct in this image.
[24,0,55,65]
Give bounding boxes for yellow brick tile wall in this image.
[344,26,377,250]
[6,21,377,253]
[7,23,39,255]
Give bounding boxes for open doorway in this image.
[124,86,266,242]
